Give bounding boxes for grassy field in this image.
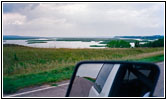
[3,44,164,94]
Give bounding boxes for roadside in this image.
[3,46,163,94]
[4,62,164,97]
[4,80,70,97]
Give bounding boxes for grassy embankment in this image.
[3,44,164,94]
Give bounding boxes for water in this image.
[3,40,106,49]
[130,43,135,47]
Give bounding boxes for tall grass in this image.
[3,44,164,94]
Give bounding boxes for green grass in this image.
[134,54,164,62]
[84,77,96,83]
[51,83,58,87]
[3,65,74,94]
[3,44,164,94]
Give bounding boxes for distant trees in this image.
[134,41,140,47]
[106,40,131,48]
[106,38,164,48]
[135,38,164,47]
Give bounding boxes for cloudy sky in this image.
[3,2,165,37]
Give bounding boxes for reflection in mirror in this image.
[69,63,120,97]
[68,62,159,97]
[69,64,103,97]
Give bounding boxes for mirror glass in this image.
[67,62,159,97]
[69,63,103,97]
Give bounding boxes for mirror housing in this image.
[66,61,160,97]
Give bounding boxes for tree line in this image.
[106,38,164,48]
[135,38,164,47]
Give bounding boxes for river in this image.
[3,40,106,49]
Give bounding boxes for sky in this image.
[3,2,165,37]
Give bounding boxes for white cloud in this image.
[3,2,164,37]
[3,13,26,25]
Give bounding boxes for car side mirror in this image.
[66,61,160,97]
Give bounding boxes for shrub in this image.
[106,40,131,48]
